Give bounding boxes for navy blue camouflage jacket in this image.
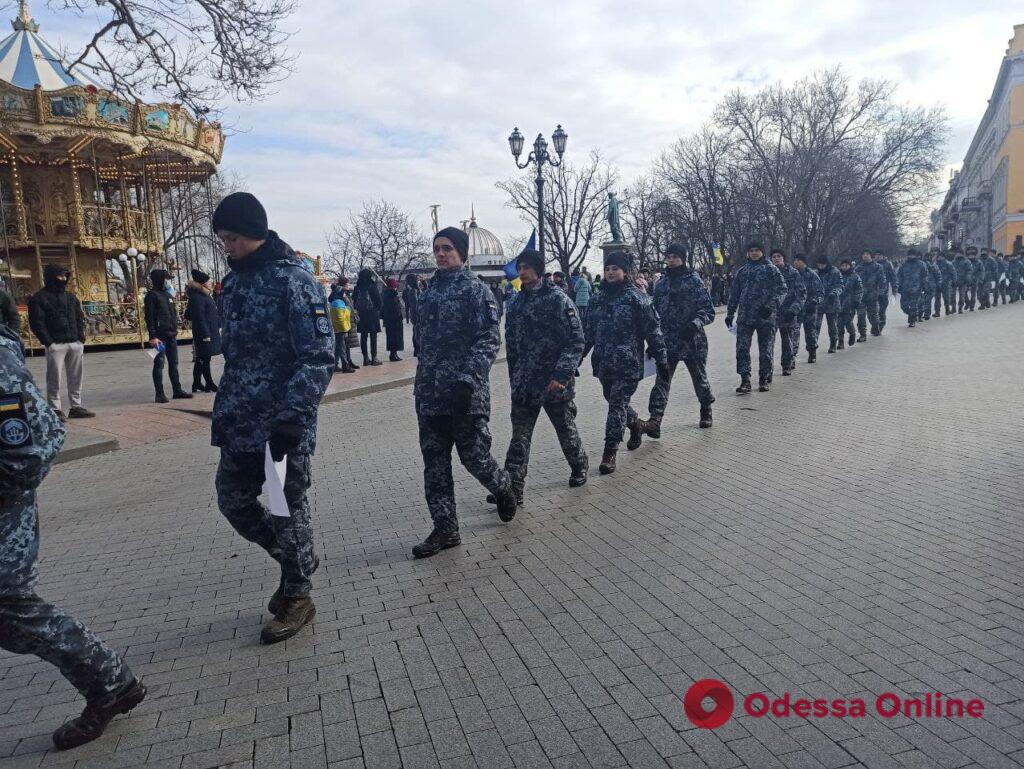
[953,255,971,287]
[982,255,999,283]
[838,270,863,312]
[415,265,501,416]
[936,257,956,288]
[896,257,931,296]
[776,264,807,327]
[652,266,714,359]
[967,257,985,284]
[816,265,843,312]
[726,259,789,326]
[877,259,898,296]
[584,281,666,380]
[504,278,584,407]
[797,267,824,313]
[212,232,334,455]
[855,260,887,298]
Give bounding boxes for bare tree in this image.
[497,150,617,275]
[619,174,679,273]
[325,200,430,280]
[159,171,240,275]
[52,0,295,116]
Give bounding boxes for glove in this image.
[450,381,473,414]
[268,422,303,462]
[656,363,671,381]
[680,320,700,338]
[758,306,774,320]
[724,315,733,328]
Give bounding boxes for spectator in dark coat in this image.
[353,268,382,365]
[402,273,418,324]
[382,278,405,361]
[185,269,221,392]
[0,287,18,333]
[144,269,192,403]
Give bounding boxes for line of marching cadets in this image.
[4,192,1024,752]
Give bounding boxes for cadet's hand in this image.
[450,381,473,413]
[546,380,566,394]
[656,363,671,381]
[268,422,303,462]
[724,315,733,328]
[148,338,160,348]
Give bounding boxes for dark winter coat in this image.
[353,271,382,333]
[584,280,666,380]
[381,287,404,352]
[27,265,85,346]
[797,268,824,317]
[776,263,808,328]
[0,289,19,333]
[185,281,222,358]
[838,270,863,313]
[652,265,714,360]
[816,265,843,313]
[144,287,178,338]
[726,258,789,326]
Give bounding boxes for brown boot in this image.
[643,416,662,439]
[261,596,316,644]
[626,420,643,451]
[52,678,146,750]
[599,449,617,475]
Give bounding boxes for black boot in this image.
[699,404,713,428]
[569,458,588,488]
[758,376,770,392]
[155,388,169,404]
[626,420,643,451]
[261,596,316,644]
[204,383,219,392]
[827,343,836,353]
[848,332,856,346]
[52,679,147,750]
[412,528,461,558]
[837,339,845,350]
[736,376,751,394]
[389,353,401,362]
[172,389,193,399]
[857,333,867,343]
[599,449,617,475]
[487,487,524,505]
[808,350,816,363]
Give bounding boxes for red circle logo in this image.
[684,679,734,729]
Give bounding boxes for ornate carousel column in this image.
[7,153,27,242]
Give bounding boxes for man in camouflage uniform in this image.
[639,243,715,435]
[873,250,897,331]
[953,249,971,312]
[935,250,957,316]
[965,247,984,311]
[1008,251,1023,302]
[814,255,843,354]
[793,254,823,363]
[212,192,334,643]
[996,252,1010,305]
[413,227,517,558]
[584,250,667,474]
[498,248,587,502]
[981,248,999,310]
[769,248,806,376]
[0,325,146,750]
[919,250,940,321]
[855,250,885,339]
[837,257,863,348]
[897,248,930,327]
[726,242,788,393]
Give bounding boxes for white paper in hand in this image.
[643,357,657,378]
[263,444,290,517]
[728,323,738,336]
[145,347,160,360]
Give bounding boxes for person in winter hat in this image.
[381,277,405,361]
[184,269,221,392]
[144,268,192,403]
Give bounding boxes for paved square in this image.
[3,302,1024,768]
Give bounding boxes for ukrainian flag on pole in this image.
[712,241,724,265]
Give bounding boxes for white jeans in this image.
[45,342,84,412]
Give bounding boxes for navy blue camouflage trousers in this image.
[1,491,133,703]
[216,450,319,598]
[505,400,586,494]
[735,322,776,380]
[599,377,639,450]
[647,354,714,417]
[418,413,510,533]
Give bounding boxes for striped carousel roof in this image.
[0,1,102,91]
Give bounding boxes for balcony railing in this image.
[82,204,153,242]
[959,197,980,213]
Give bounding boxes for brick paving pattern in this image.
[3,300,1024,768]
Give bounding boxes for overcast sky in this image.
[28,1,1024,260]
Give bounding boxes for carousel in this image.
[0,1,224,347]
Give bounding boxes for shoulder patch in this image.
[0,392,31,448]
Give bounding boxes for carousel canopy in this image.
[0,1,102,91]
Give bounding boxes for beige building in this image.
[933,24,1024,254]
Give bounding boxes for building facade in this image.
[933,24,1024,255]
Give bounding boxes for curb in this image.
[56,436,120,464]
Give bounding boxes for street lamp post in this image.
[508,125,567,259]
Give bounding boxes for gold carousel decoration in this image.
[0,0,224,347]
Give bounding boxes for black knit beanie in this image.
[816,255,830,266]
[212,192,269,240]
[604,250,632,272]
[435,227,469,261]
[516,248,545,276]
[665,242,688,258]
[191,269,210,284]
[150,269,169,289]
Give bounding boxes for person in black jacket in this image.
[381,278,404,362]
[185,269,221,392]
[0,286,18,333]
[352,268,382,366]
[27,264,93,420]
[144,269,192,403]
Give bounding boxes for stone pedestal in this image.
[599,241,632,266]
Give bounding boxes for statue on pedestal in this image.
[606,192,624,244]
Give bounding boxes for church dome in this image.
[0,2,102,91]
[466,210,504,269]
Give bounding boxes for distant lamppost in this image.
[508,124,567,258]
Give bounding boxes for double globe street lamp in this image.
[508,125,567,258]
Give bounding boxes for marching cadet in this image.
[496,247,587,504]
[919,250,940,321]
[793,254,823,363]
[896,248,931,327]
[726,242,788,392]
[837,257,863,349]
[0,323,146,749]
[769,248,806,376]
[413,226,517,558]
[965,247,983,311]
[815,255,843,354]
[996,252,1010,305]
[935,249,957,316]
[638,242,715,435]
[873,249,897,332]
[1009,250,1023,302]
[583,250,667,474]
[981,248,999,309]
[855,250,885,339]
[211,192,335,643]
[953,248,971,312]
